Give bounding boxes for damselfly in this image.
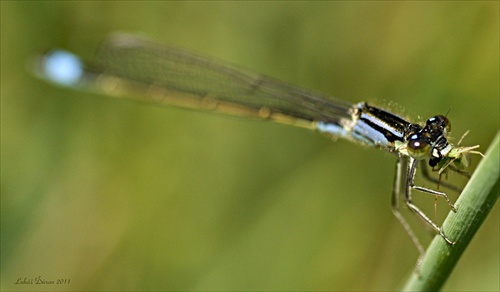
[32,33,482,266]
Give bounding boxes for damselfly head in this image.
[406,115,452,162]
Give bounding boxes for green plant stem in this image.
[402,132,500,291]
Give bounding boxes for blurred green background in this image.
[1,1,498,291]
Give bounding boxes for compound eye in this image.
[407,133,431,160]
[427,115,451,133]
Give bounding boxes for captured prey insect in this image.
[32,33,482,265]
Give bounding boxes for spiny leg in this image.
[392,157,425,260]
[412,185,457,211]
[406,158,455,245]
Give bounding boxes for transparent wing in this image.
[91,33,353,125]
